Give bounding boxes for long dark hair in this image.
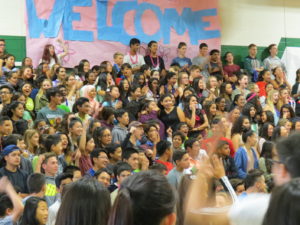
[42,44,58,64]
[55,178,111,225]
[262,178,300,225]
[20,197,46,225]
[231,116,250,136]
[260,141,274,174]
[108,170,175,225]
[93,127,110,148]
[259,122,274,140]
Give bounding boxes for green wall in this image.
[0,35,26,63]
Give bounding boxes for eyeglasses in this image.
[0,44,5,47]
[98,156,108,160]
[0,91,11,95]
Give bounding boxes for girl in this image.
[271,126,288,141]
[81,85,100,117]
[223,51,240,79]
[119,79,131,104]
[177,71,190,98]
[93,127,112,148]
[2,54,17,75]
[58,132,73,165]
[280,104,296,120]
[256,70,272,97]
[258,122,274,153]
[24,129,40,161]
[98,107,114,130]
[133,73,146,88]
[234,130,259,179]
[3,101,28,135]
[206,75,220,100]
[271,66,291,90]
[278,118,292,135]
[65,74,80,111]
[96,73,114,103]
[22,57,33,68]
[291,68,300,99]
[192,78,210,100]
[102,85,122,109]
[20,82,34,115]
[12,92,33,127]
[20,197,48,225]
[68,118,83,151]
[242,103,259,134]
[231,116,251,152]
[183,94,209,138]
[203,101,217,125]
[228,107,241,129]
[40,41,68,67]
[19,66,34,86]
[52,66,67,87]
[158,94,186,134]
[264,89,280,125]
[83,71,97,85]
[220,82,233,111]
[35,79,52,112]
[261,110,275,125]
[277,88,295,113]
[146,78,160,102]
[77,59,90,81]
[259,141,275,184]
[215,97,227,116]
[159,71,178,97]
[88,119,102,135]
[121,63,133,84]
[230,94,245,111]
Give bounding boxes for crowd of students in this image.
[0,36,300,225]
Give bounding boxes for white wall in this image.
[220,0,300,46]
[0,0,26,36]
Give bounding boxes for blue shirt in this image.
[171,57,192,68]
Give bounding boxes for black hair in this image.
[242,129,255,143]
[156,140,171,157]
[172,131,185,143]
[149,163,167,173]
[44,134,62,152]
[276,132,300,178]
[63,165,81,174]
[262,110,275,125]
[199,43,208,49]
[122,148,139,161]
[0,84,13,93]
[27,173,46,194]
[0,116,11,126]
[108,170,175,225]
[242,103,257,122]
[2,134,22,147]
[93,127,111,148]
[184,138,198,150]
[95,168,112,179]
[113,162,132,178]
[72,97,89,113]
[231,116,250,136]
[68,117,82,130]
[99,106,115,121]
[55,172,73,188]
[114,109,128,121]
[129,38,141,47]
[140,64,150,74]
[173,150,187,164]
[280,104,296,119]
[20,197,47,225]
[45,87,61,101]
[0,193,13,217]
[55,178,111,225]
[260,141,275,174]
[262,178,300,225]
[161,71,176,86]
[259,122,274,141]
[178,42,186,49]
[209,49,220,55]
[244,169,264,190]
[272,126,283,141]
[257,69,270,82]
[176,122,188,132]
[148,40,157,48]
[90,148,108,165]
[1,101,24,119]
[105,143,122,159]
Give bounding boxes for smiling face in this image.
[160,96,173,110]
[36,201,48,225]
[22,84,32,97]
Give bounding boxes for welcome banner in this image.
[26,0,221,68]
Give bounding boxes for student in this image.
[123,38,145,72]
[112,52,124,75]
[208,49,224,76]
[0,177,24,225]
[110,162,132,204]
[47,173,73,225]
[6,71,19,91]
[105,143,122,167]
[23,173,46,203]
[36,87,66,127]
[0,85,13,112]
[0,145,29,194]
[102,86,122,109]
[121,121,144,150]
[55,178,111,225]
[171,42,192,69]
[171,131,185,151]
[63,165,82,182]
[39,153,59,206]
[72,97,91,123]
[167,150,190,188]
[185,138,207,173]
[192,43,210,79]
[108,171,176,225]
[215,140,238,179]
[87,149,109,177]
[155,140,173,174]
[144,40,166,73]
[112,109,129,144]
[234,130,259,179]
[122,148,140,171]
[20,197,48,225]
[94,168,112,188]
[244,44,264,82]
[239,169,267,198]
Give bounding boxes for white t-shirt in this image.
[123,53,145,68]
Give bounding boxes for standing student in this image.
[144,40,166,74]
[112,109,129,144]
[244,43,264,82]
[167,150,190,188]
[171,42,192,69]
[123,38,145,72]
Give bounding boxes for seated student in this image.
[215,140,238,179]
[105,143,122,172]
[167,150,190,189]
[171,131,185,151]
[36,87,66,127]
[6,71,19,91]
[20,196,48,225]
[110,162,132,204]
[121,121,145,150]
[0,177,24,225]
[230,178,245,196]
[155,140,173,174]
[149,163,168,175]
[0,145,29,195]
[94,168,112,188]
[122,148,140,172]
[39,153,59,206]
[23,173,46,204]
[63,165,82,182]
[2,134,33,175]
[239,169,267,199]
[0,116,13,146]
[112,109,129,144]
[47,173,73,225]
[72,97,91,123]
[86,149,109,177]
[0,85,14,112]
[184,138,207,172]
[112,52,124,76]
[234,130,259,179]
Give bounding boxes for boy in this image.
[87,149,109,177]
[208,49,224,76]
[22,173,46,203]
[6,71,18,91]
[112,109,129,144]
[123,38,145,72]
[192,43,210,79]
[167,150,190,188]
[144,40,166,75]
[112,52,124,75]
[121,121,144,150]
[94,168,112,188]
[244,44,264,82]
[122,148,140,171]
[156,140,173,174]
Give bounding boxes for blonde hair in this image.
[113,52,124,59]
[24,129,39,154]
[266,89,279,113]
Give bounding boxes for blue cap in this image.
[2,145,20,156]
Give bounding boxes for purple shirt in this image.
[139,111,165,139]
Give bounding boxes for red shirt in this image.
[256,81,267,97]
[201,136,235,157]
[155,159,174,174]
[223,64,240,77]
